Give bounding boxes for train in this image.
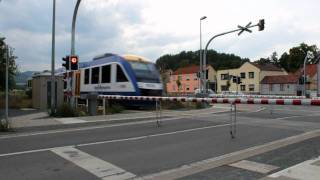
[61,53,163,106]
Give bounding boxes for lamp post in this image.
[199,16,207,93]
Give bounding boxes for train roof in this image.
[79,53,153,69]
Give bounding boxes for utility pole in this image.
[51,0,56,115]
[5,45,9,127]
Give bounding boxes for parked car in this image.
[195,89,216,97]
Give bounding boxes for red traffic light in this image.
[70,56,78,64]
[70,55,79,70]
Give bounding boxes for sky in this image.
[0,0,320,71]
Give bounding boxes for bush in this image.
[106,104,124,114]
[55,103,78,117]
[0,119,12,132]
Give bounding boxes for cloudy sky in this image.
[1,0,320,71]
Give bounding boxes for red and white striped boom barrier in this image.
[210,94,306,99]
[99,95,320,106]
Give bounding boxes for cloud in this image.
[1,0,320,71]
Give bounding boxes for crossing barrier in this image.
[99,95,320,106]
[98,95,320,139]
[209,94,306,99]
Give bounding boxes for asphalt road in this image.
[0,104,320,180]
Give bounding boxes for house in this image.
[166,65,216,95]
[294,64,318,96]
[260,75,302,95]
[217,62,287,94]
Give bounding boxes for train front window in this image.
[129,61,160,83]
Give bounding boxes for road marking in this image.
[136,129,320,180]
[51,146,136,180]
[229,160,278,174]
[268,156,320,180]
[0,117,182,140]
[55,118,87,124]
[0,123,230,157]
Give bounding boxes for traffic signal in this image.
[70,55,79,70]
[258,19,265,31]
[62,55,70,70]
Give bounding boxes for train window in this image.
[101,65,111,83]
[116,64,128,82]
[91,67,100,84]
[84,69,90,84]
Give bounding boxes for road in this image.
[0,104,320,180]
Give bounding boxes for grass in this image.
[0,90,32,109]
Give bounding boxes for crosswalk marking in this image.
[229,160,279,174]
[51,146,136,180]
[267,156,320,180]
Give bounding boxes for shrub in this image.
[106,104,124,114]
[55,103,78,117]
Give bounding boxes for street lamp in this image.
[199,16,207,93]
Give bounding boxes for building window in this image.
[249,72,254,79]
[206,70,209,79]
[84,69,90,84]
[221,85,228,91]
[116,64,128,82]
[186,74,190,81]
[101,65,111,83]
[186,85,190,91]
[249,84,255,91]
[172,75,176,81]
[172,85,176,91]
[240,72,246,79]
[269,84,273,91]
[280,84,284,91]
[240,85,246,91]
[178,75,182,81]
[91,67,99,84]
[221,74,229,80]
[194,74,198,80]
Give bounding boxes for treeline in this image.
[156,50,249,72]
[156,43,319,73]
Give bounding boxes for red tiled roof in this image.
[261,75,299,84]
[295,64,317,77]
[250,62,284,71]
[173,65,200,75]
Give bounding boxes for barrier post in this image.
[155,99,161,127]
[102,98,106,115]
[230,102,237,139]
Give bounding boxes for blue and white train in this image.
[77,53,163,99]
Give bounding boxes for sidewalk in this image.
[263,156,320,180]
[6,104,262,129]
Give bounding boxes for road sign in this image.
[238,22,252,36]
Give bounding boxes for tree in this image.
[278,43,318,72]
[156,50,249,71]
[0,38,18,90]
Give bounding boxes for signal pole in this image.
[70,0,81,107]
[51,0,56,114]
